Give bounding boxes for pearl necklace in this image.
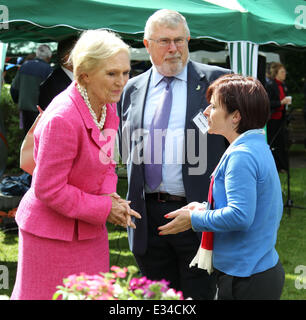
[77,84,107,131]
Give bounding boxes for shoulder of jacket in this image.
[127,69,151,86]
[188,60,231,80]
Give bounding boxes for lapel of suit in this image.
[130,69,152,130]
[185,61,208,129]
[183,61,209,170]
[127,69,152,192]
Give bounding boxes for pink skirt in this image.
[11,224,109,300]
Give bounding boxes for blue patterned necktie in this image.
[145,76,174,191]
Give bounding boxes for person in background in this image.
[265,62,274,86]
[11,30,140,300]
[39,36,78,110]
[117,9,230,300]
[265,62,291,172]
[10,45,52,135]
[159,74,285,300]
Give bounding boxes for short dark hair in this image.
[57,35,78,65]
[206,74,270,134]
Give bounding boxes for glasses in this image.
[149,37,187,47]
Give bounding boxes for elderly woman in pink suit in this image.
[11,30,140,300]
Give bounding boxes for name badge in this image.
[192,110,209,135]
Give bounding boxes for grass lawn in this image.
[277,166,306,300]
[1,166,306,300]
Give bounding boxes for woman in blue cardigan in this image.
[159,74,285,300]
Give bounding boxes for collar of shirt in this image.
[151,64,188,87]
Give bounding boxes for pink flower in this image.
[138,276,149,286]
[54,265,184,300]
[110,266,128,278]
[173,290,184,300]
[129,276,150,291]
[96,293,115,300]
[151,279,170,293]
[64,274,79,288]
[129,278,139,290]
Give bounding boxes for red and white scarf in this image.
[189,175,215,274]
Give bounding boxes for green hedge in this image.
[0,84,24,175]
[291,93,304,110]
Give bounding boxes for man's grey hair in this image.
[144,9,190,40]
[36,44,52,61]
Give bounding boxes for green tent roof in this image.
[1,0,306,48]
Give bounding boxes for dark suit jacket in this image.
[38,67,72,110]
[265,79,288,113]
[118,60,231,255]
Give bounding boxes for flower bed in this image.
[53,265,184,300]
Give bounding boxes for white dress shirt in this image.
[143,65,187,196]
[61,66,74,81]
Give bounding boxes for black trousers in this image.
[134,197,216,300]
[215,259,285,300]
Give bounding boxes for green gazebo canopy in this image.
[1,0,305,47]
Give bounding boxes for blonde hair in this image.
[270,62,285,79]
[70,29,130,85]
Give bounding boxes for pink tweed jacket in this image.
[15,81,119,241]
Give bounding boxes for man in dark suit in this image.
[10,45,52,135]
[39,36,77,110]
[118,9,230,300]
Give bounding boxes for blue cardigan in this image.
[191,130,283,277]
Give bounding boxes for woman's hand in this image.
[281,97,291,105]
[158,201,206,235]
[106,193,141,228]
[158,208,192,235]
[106,196,128,227]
